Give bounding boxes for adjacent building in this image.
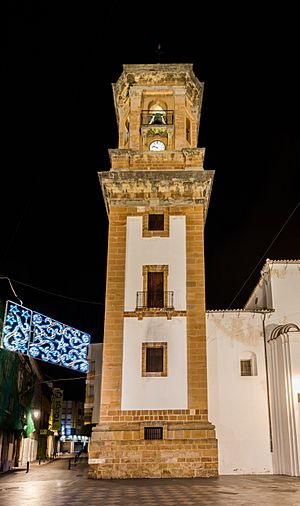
[207,259,300,476]
[84,343,103,427]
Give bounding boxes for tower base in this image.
[88,409,218,479]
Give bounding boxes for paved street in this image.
[0,456,300,505]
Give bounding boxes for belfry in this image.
[88,64,218,478]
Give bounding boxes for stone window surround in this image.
[142,342,168,377]
[142,265,169,302]
[142,208,169,237]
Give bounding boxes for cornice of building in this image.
[98,169,214,222]
[206,308,274,314]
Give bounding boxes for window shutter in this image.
[146,347,163,372]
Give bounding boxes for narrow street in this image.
[0,456,300,505]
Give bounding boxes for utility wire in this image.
[41,372,102,384]
[228,201,300,309]
[0,275,104,306]
[18,372,100,397]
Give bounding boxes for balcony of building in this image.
[136,291,174,311]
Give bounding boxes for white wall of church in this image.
[206,311,273,474]
[124,216,186,311]
[121,317,188,410]
[267,331,300,476]
[290,333,300,470]
[269,263,300,322]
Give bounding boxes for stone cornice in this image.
[108,148,206,170]
[98,170,214,222]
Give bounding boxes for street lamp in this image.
[32,409,40,419]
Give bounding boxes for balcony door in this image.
[147,272,164,308]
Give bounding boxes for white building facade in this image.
[207,259,300,476]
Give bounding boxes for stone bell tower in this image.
[88,63,218,479]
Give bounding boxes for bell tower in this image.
[88,64,218,479]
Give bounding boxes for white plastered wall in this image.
[267,263,300,475]
[124,216,186,311]
[121,214,187,410]
[269,263,300,322]
[267,331,300,476]
[121,317,187,410]
[206,311,273,474]
[290,332,300,472]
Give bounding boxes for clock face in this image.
[149,140,166,151]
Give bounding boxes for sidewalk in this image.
[12,451,84,471]
[1,457,300,506]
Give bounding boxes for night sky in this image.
[2,3,299,385]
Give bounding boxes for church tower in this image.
[88,64,218,478]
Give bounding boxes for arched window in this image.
[186,117,191,143]
[124,117,130,145]
[148,103,167,125]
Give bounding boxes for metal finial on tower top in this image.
[154,43,165,62]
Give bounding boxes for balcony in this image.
[136,291,174,310]
[141,110,174,126]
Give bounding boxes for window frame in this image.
[142,265,169,309]
[240,359,252,376]
[142,342,168,377]
[239,351,258,377]
[148,213,165,231]
[142,208,169,237]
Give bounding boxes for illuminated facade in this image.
[89,64,218,479]
[207,259,300,476]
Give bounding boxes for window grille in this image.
[144,427,163,440]
[240,359,252,376]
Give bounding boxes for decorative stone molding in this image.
[124,310,187,320]
[108,148,205,170]
[99,169,213,221]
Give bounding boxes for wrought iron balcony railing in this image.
[141,110,174,126]
[136,291,174,310]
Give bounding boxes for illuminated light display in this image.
[29,311,90,372]
[1,301,32,353]
[1,300,90,372]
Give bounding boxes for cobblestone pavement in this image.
[0,456,300,505]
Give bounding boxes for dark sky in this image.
[2,1,300,382]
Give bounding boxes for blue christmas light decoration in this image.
[28,312,90,372]
[1,301,32,353]
[1,300,90,372]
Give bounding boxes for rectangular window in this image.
[142,342,167,377]
[240,359,252,376]
[142,209,169,237]
[146,346,163,372]
[144,427,163,440]
[148,213,164,231]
